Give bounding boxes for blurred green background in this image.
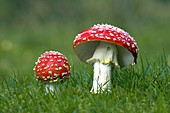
[0,0,170,76]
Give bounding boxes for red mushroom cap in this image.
[33,51,71,82]
[73,24,139,67]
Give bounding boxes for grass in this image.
[0,55,170,113]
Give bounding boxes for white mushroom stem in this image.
[45,83,60,93]
[88,42,119,93]
[91,61,100,92]
[98,62,112,92]
[91,62,112,93]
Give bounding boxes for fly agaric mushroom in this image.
[33,51,71,93]
[73,24,139,93]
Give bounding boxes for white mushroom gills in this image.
[87,41,119,93]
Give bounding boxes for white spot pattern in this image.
[34,51,70,82]
[73,23,139,63]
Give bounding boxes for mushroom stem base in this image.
[45,83,60,93]
[91,62,111,93]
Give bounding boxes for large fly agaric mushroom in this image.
[34,51,71,93]
[73,24,139,93]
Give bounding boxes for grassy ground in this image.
[0,54,170,113]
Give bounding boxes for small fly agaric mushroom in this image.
[33,51,71,93]
[73,24,139,93]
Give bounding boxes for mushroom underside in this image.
[74,41,134,67]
